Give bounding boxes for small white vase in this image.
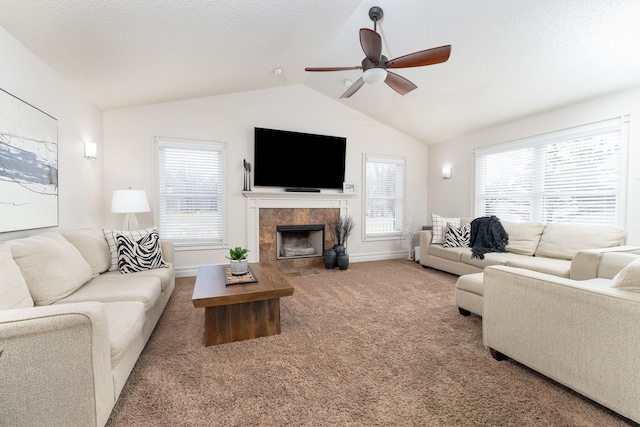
[230,259,249,276]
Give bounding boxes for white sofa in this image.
[0,228,175,427]
[419,216,628,278]
[419,216,634,316]
[483,251,640,424]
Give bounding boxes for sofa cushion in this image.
[505,256,571,278]
[116,231,169,273]
[443,223,470,248]
[102,301,146,366]
[431,214,460,244]
[0,243,34,310]
[460,251,518,269]
[455,273,484,296]
[501,221,546,256]
[611,258,640,291]
[8,232,93,306]
[54,275,162,312]
[99,266,174,292]
[61,228,111,277]
[428,244,470,262]
[535,223,626,260]
[103,227,158,271]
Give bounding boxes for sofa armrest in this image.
[419,230,433,267]
[570,245,640,280]
[161,240,175,265]
[0,302,114,427]
[483,265,640,423]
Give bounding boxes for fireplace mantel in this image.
[244,191,353,263]
[242,190,356,199]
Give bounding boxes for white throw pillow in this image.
[0,242,34,310]
[611,258,640,291]
[8,232,92,306]
[103,227,158,272]
[431,214,460,245]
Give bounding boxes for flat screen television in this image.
[253,127,346,191]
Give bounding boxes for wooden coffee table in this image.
[191,263,294,346]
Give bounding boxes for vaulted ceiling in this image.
[1,0,639,144]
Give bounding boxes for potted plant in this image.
[226,246,249,275]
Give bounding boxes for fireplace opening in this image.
[276,224,325,260]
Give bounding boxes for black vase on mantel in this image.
[323,249,337,269]
[337,253,350,270]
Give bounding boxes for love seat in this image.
[0,228,175,427]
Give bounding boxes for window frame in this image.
[153,136,228,250]
[362,153,406,241]
[473,116,629,226]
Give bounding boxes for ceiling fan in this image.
[305,6,451,99]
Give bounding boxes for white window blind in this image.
[154,137,226,246]
[363,154,405,237]
[474,117,627,225]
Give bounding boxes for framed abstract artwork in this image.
[0,89,58,233]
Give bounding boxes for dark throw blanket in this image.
[469,216,509,260]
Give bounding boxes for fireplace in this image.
[257,206,340,268]
[244,191,354,268]
[276,224,324,260]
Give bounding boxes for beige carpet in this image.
[106,260,635,426]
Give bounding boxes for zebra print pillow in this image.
[116,231,169,274]
[103,227,157,272]
[442,223,471,248]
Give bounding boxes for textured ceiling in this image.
[1,0,640,144]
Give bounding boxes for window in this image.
[363,154,405,238]
[153,136,226,247]
[474,117,628,225]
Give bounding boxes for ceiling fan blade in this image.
[360,28,382,63]
[384,71,417,95]
[386,45,451,69]
[305,66,362,72]
[339,77,365,99]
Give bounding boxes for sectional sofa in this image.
[419,216,635,316]
[420,215,640,423]
[0,228,175,427]
[419,216,629,278]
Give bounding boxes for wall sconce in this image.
[442,166,452,179]
[84,141,97,159]
[111,188,150,231]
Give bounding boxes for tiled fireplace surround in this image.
[244,193,352,268]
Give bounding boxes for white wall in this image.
[0,27,104,241]
[103,85,429,274]
[427,86,640,244]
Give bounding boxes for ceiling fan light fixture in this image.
[362,67,387,84]
[304,6,451,98]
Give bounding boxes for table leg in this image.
[203,298,281,346]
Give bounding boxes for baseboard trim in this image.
[174,251,409,278]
